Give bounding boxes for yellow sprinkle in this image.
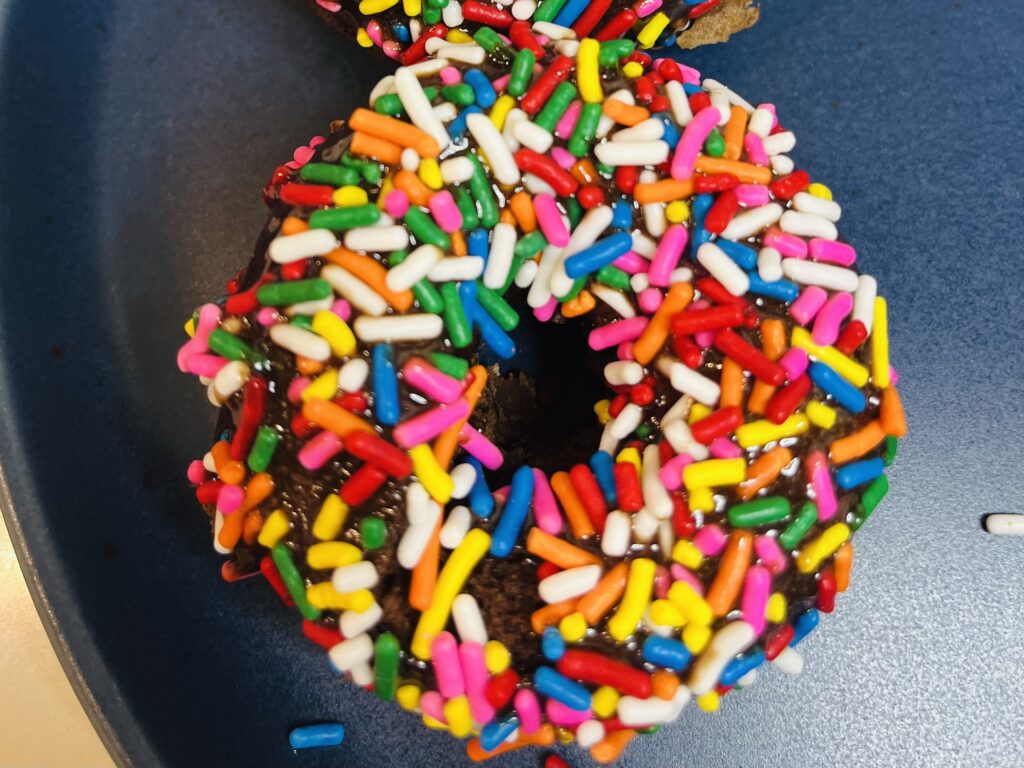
[306,582,353,611]
[688,487,714,513]
[796,523,850,574]
[402,0,421,16]
[616,447,642,475]
[484,640,511,674]
[257,509,290,548]
[306,540,361,570]
[791,326,869,387]
[556,727,575,744]
[806,400,837,430]
[608,558,655,641]
[559,611,588,642]
[312,310,356,357]
[443,695,473,738]
[418,158,443,190]
[376,175,394,208]
[592,686,620,719]
[683,458,746,490]
[489,94,516,131]
[667,581,713,626]
[423,714,448,731]
[577,38,602,103]
[409,444,454,504]
[184,318,196,338]
[347,588,375,612]
[397,684,421,711]
[637,11,670,49]
[356,28,373,48]
[688,402,712,424]
[766,592,787,624]
[682,623,712,654]
[807,182,832,200]
[301,368,339,403]
[412,529,491,659]
[665,200,691,223]
[446,29,473,43]
[871,296,890,388]
[332,185,369,207]
[671,540,703,570]
[312,494,350,541]
[735,414,810,449]
[696,690,720,712]
[358,0,399,13]
[622,61,645,79]
[650,598,686,628]
[593,399,611,424]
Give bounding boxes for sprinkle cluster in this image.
[181,36,905,765]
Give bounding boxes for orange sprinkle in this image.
[561,290,596,318]
[747,381,774,415]
[350,132,403,165]
[601,97,650,126]
[393,169,433,207]
[723,105,747,161]
[570,158,599,186]
[550,471,596,539]
[302,398,375,437]
[324,248,414,311]
[706,530,753,617]
[281,216,309,236]
[409,518,441,612]
[719,358,746,409]
[348,108,441,158]
[633,282,693,364]
[450,229,467,256]
[830,419,886,465]
[652,670,680,700]
[761,318,787,359]
[499,207,517,226]
[590,729,636,764]
[217,473,273,549]
[509,191,536,232]
[241,508,264,547]
[531,599,578,635]
[295,355,326,376]
[433,365,487,469]
[466,724,555,761]
[526,528,602,569]
[577,562,629,624]
[634,178,694,205]
[737,446,792,500]
[880,387,907,437]
[834,542,853,592]
[694,156,772,184]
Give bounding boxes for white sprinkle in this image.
[658,519,675,557]
[770,154,795,176]
[688,621,756,695]
[666,80,693,127]
[533,20,576,39]
[610,402,644,440]
[522,172,557,196]
[631,508,659,543]
[511,0,535,18]
[779,210,838,240]
[852,275,877,331]
[612,118,665,143]
[618,695,676,726]
[440,0,464,26]
[697,242,750,296]
[591,284,635,317]
[514,257,539,288]
[343,225,409,253]
[428,256,486,282]
[551,204,614,298]
[781,258,859,292]
[594,140,670,167]
[213,511,231,554]
[662,418,709,460]
[538,565,602,604]
[450,463,477,500]
[332,561,379,593]
[641,444,674,519]
[385,244,443,292]
[701,78,755,113]
[285,296,333,317]
[576,721,605,749]
[405,57,451,76]
[400,147,420,172]
[268,229,338,264]
[601,511,631,557]
[709,89,731,126]
[512,119,554,153]
[735,669,758,688]
[666,360,721,406]
[439,156,475,185]
[434,44,485,64]
[720,203,784,241]
[328,634,373,672]
[406,482,434,526]
[501,108,526,152]
[483,222,518,290]
[527,244,562,308]
[440,505,472,549]
[670,266,694,285]
[340,601,383,638]
[452,593,489,645]
[554,39,579,57]
[466,113,520,186]
[338,357,370,393]
[604,360,644,386]
[212,360,250,400]
[793,191,842,222]
[762,130,796,156]
[747,106,774,138]
[773,646,805,676]
[758,246,784,282]
[369,75,396,105]
[986,514,1024,536]
[349,662,374,687]
[630,231,657,258]
[394,65,450,150]
[321,264,388,317]
[352,314,444,343]
[269,323,331,361]
[639,169,667,237]
[397,501,441,568]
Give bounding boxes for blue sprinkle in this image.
[218,428,233,442]
[683,83,704,96]
[470,300,516,359]
[371,344,400,426]
[448,105,482,141]
[467,457,494,517]
[541,627,566,661]
[692,227,713,250]
[564,232,634,278]
[655,112,681,147]
[715,239,758,270]
[552,0,591,27]
[534,667,591,711]
[835,458,885,490]
[468,228,489,259]
[289,723,346,750]
[719,650,765,687]
[589,451,617,506]
[808,361,866,413]
[612,199,633,230]
[642,635,691,671]
[464,69,497,108]
[790,608,820,646]
[479,715,520,752]
[490,465,535,557]
[746,271,801,302]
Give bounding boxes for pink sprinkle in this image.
[403,357,465,404]
[708,437,742,459]
[890,366,900,386]
[658,453,693,491]
[588,316,648,350]
[615,341,636,361]
[532,469,563,535]
[693,328,715,348]
[806,451,837,521]
[545,699,591,726]
[743,133,769,167]
[256,307,279,327]
[638,287,663,314]
[672,106,720,181]
[287,377,311,404]
[315,0,341,10]
[460,642,495,725]
[382,40,402,61]
[677,64,701,85]
[534,193,570,247]
[493,486,510,504]
[394,399,471,448]
[550,146,576,170]
[654,565,671,599]
[789,286,828,326]
[763,227,808,259]
[555,100,582,140]
[176,303,221,372]
[514,689,542,734]
[670,564,704,595]
[648,224,689,287]
[420,691,446,724]
[364,19,384,47]
[754,535,788,575]
[492,74,511,91]
[634,0,663,18]
[778,347,809,380]
[534,297,558,322]
[809,238,857,266]
[439,66,462,85]
[331,299,352,322]
[384,189,410,219]
[611,251,649,274]
[216,483,245,515]
[740,565,771,636]
[459,423,504,469]
[186,460,206,485]
[693,524,727,556]
[297,430,344,471]
[431,632,465,698]
[812,291,854,346]
[734,184,771,207]
[428,189,463,234]
[185,353,229,378]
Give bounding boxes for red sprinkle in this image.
[689,0,721,18]
[817,567,837,613]
[703,190,740,235]
[340,463,388,506]
[613,462,643,512]
[629,382,654,405]
[656,59,683,83]
[764,375,812,425]
[696,277,750,309]
[281,259,308,281]
[835,319,868,355]
[769,170,811,200]
[765,624,795,660]
[260,555,295,606]
[230,376,267,460]
[672,304,745,336]
[224,274,274,316]
[545,755,571,768]
[195,480,224,505]
[509,20,545,57]
[672,494,695,538]
[578,184,605,209]
[713,329,787,385]
[594,9,637,41]
[569,464,608,532]
[520,56,574,115]
[537,561,561,581]
[345,431,413,477]
[690,406,744,444]
[557,650,653,698]
[608,394,628,418]
[694,173,739,194]
[671,334,703,368]
[571,0,612,37]
[279,183,334,208]
[514,148,579,196]
[485,668,519,709]
[689,91,712,114]
[302,619,343,650]
[399,23,447,66]
[461,0,513,27]
[614,165,638,195]
[220,560,258,582]
[291,412,318,439]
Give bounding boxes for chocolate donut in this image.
[179,37,905,764]
[302,0,759,60]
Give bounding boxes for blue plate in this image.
[2,1,1023,766]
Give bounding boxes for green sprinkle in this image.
[271,544,320,620]
[778,502,818,550]
[308,204,381,231]
[635,423,653,439]
[426,0,446,8]
[423,86,439,101]
[340,153,366,169]
[852,474,889,531]
[422,4,441,23]
[559,276,587,303]
[360,517,387,550]
[467,155,499,228]
[476,283,520,330]
[596,265,630,290]
[508,49,536,97]
[300,163,359,187]
[535,82,577,133]
[567,102,602,157]
[473,27,503,53]
[207,328,266,365]
[598,39,635,67]
[514,230,548,259]
[637,723,662,735]
[441,84,476,107]
[728,496,792,527]
[565,197,583,229]
[533,0,569,23]
[372,93,403,116]
[361,164,382,185]
[430,352,470,380]
[440,282,473,348]
[374,632,400,701]
[705,128,726,157]
[453,186,479,229]
[247,426,280,472]
[595,161,615,176]
[404,207,450,250]
[883,435,898,467]
[389,251,444,313]
[290,315,313,330]
[257,278,331,307]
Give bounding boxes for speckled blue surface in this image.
[1,1,1022,766]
